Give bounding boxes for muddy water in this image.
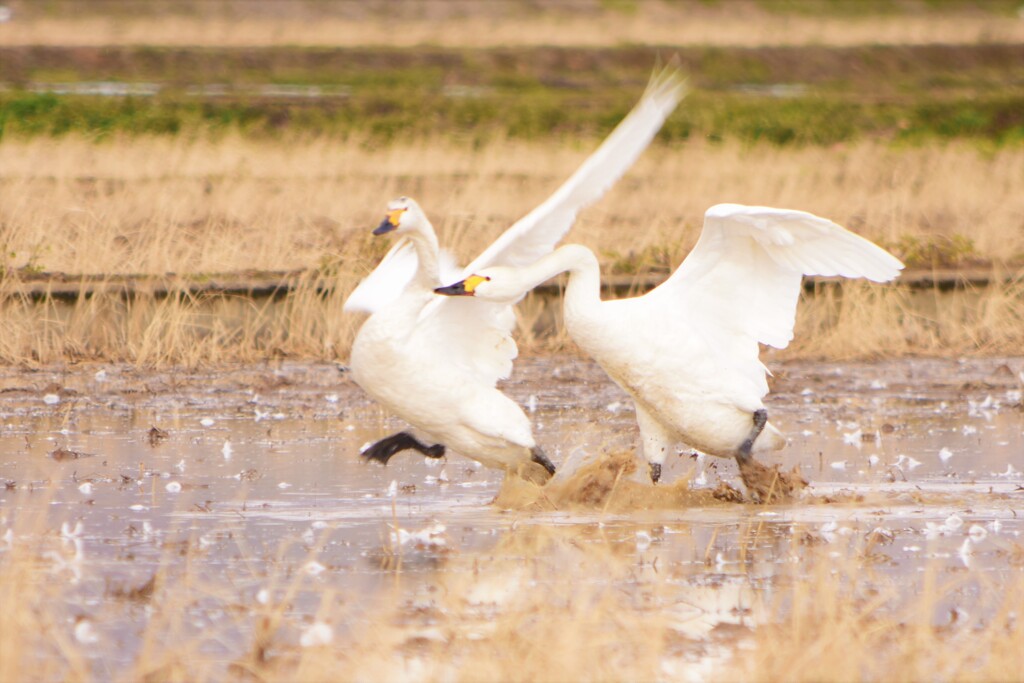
[1,356,1022,677]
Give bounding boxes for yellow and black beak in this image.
[373,208,404,235]
[434,274,489,297]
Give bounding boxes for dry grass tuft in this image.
[1,134,1022,364]
[5,1,1023,48]
[785,278,1024,360]
[733,546,1024,683]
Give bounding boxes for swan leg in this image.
[361,431,446,466]
[530,446,557,476]
[635,403,674,484]
[736,409,768,465]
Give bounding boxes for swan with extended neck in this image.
[436,203,904,483]
[344,66,686,482]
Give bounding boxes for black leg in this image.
[361,431,446,466]
[736,409,768,465]
[649,462,662,484]
[530,446,556,476]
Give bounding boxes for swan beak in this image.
[373,208,404,235]
[434,280,473,297]
[435,274,489,297]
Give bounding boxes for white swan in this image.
[435,203,904,483]
[344,66,686,482]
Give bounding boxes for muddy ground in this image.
[1,354,1022,678]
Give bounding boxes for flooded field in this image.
[1,355,1023,681]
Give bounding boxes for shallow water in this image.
[1,356,1022,678]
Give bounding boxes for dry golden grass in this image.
[733,545,1024,683]
[2,134,1023,364]
[3,134,1021,275]
[3,1,1022,48]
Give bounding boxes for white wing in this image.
[408,65,685,385]
[344,238,460,314]
[460,64,687,277]
[648,203,904,397]
[413,297,519,384]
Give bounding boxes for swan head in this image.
[374,196,427,236]
[434,269,521,303]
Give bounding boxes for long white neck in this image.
[406,218,442,288]
[507,244,603,318]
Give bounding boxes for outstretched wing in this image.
[344,239,460,314]
[461,64,687,277]
[649,203,904,397]
[412,297,520,385]
[407,65,685,385]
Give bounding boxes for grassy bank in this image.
[2,44,1022,144]
[1,135,1022,364]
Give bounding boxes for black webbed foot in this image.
[649,462,662,484]
[361,431,446,466]
[530,446,556,476]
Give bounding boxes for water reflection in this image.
[0,357,1021,678]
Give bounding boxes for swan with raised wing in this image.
[344,66,686,482]
[435,203,904,483]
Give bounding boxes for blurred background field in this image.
[0,0,1022,364]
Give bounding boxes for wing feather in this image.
[344,239,460,314]
[412,297,519,384]
[461,64,686,277]
[408,65,685,386]
[649,203,903,397]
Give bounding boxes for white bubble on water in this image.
[43,393,61,405]
[200,417,215,427]
[303,561,326,576]
[74,618,100,645]
[165,481,182,493]
[299,621,333,647]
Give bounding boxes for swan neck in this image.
[559,246,602,312]
[407,220,441,286]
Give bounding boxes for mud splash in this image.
[737,458,808,503]
[495,450,797,512]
